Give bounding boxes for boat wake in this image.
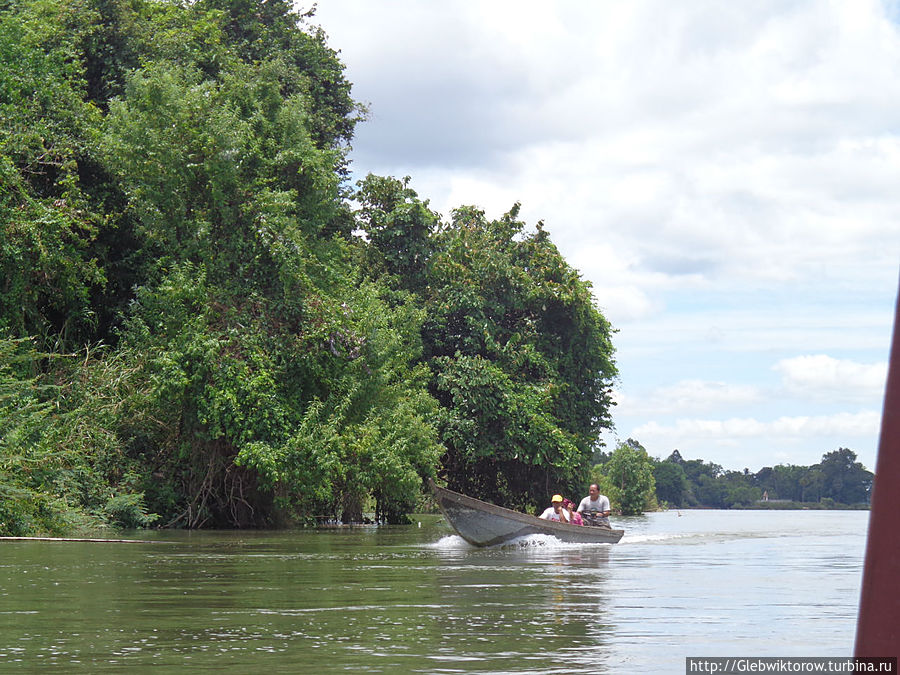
[429,531,727,550]
[620,530,790,545]
[620,532,701,544]
[427,535,473,550]
[427,533,613,550]
[502,534,612,549]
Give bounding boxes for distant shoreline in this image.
[663,502,869,511]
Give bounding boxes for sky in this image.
[310,0,900,473]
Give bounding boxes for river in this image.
[0,509,867,673]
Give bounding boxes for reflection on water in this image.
[0,510,867,673]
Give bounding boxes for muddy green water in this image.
[0,510,867,673]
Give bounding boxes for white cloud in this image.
[632,411,881,448]
[774,355,888,401]
[634,411,881,445]
[323,0,900,298]
[614,303,894,360]
[616,380,762,417]
[589,284,658,323]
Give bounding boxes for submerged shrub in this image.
[103,493,159,529]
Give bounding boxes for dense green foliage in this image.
[591,439,657,515]
[355,177,617,511]
[1,0,618,533]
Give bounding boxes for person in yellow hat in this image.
[538,494,569,522]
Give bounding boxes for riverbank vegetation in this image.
[1,0,617,534]
[589,442,872,514]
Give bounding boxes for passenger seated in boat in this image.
[577,484,611,527]
[538,494,569,522]
[563,498,583,525]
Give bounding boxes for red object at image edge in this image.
[855,270,900,658]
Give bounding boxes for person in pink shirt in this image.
[563,498,583,525]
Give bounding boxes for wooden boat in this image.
[429,480,624,547]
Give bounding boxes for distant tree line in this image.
[589,441,873,514]
[1,0,616,534]
[655,446,873,508]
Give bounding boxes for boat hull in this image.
[430,481,624,546]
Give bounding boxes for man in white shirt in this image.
[577,483,611,527]
[538,494,569,522]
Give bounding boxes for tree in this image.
[798,467,825,503]
[198,0,362,150]
[354,174,438,290]
[0,0,108,349]
[755,464,806,502]
[720,470,760,507]
[602,439,656,515]
[390,201,617,511]
[819,448,872,504]
[353,187,618,511]
[681,458,723,483]
[1,0,435,531]
[653,460,687,507]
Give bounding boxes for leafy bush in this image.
[103,493,159,529]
